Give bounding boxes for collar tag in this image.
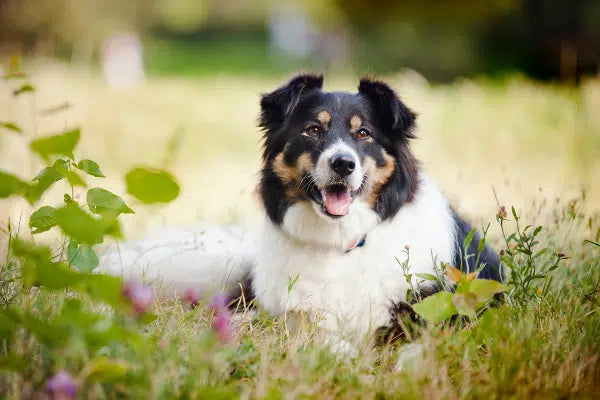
[345,235,366,253]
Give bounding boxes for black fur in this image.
[375,301,420,346]
[452,211,502,281]
[357,78,417,142]
[228,274,256,311]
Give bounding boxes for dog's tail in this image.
[99,224,255,299]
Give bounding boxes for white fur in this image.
[312,140,363,190]
[252,171,455,340]
[100,224,254,296]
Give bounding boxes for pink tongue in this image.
[323,190,352,216]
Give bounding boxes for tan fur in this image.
[296,153,313,175]
[350,115,362,132]
[317,110,331,125]
[364,151,396,206]
[272,151,315,198]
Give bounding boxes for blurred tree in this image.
[328,0,600,81]
[0,0,597,81]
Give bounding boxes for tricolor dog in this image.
[102,74,501,348]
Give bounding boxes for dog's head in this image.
[258,74,419,245]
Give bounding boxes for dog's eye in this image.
[305,126,323,136]
[356,128,371,140]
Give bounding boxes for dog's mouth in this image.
[308,180,362,218]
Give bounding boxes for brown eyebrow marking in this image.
[317,110,331,125]
[350,115,362,132]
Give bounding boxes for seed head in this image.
[496,206,507,220]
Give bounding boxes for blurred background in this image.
[0,0,599,242]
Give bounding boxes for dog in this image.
[101,74,501,349]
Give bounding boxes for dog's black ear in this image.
[259,74,323,133]
[358,77,416,140]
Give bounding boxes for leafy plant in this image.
[498,206,567,307]
[0,60,191,397]
[412,266,505,323]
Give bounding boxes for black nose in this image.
[329,153,356,177]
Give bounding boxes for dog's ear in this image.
[358,77,416,140]
[259,74,323,133]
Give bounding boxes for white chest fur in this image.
[252,173,456,337]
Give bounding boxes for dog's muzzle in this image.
[309,147,364,218]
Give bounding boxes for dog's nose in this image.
[329,153,356,177]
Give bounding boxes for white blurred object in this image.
[101,32,145,89]
[394,343,425,372]
[268,3,316,58]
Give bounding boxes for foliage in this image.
[1,62,599,399]
[0,62,190,398]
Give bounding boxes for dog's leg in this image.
[99,225,255,299]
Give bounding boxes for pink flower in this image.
[212,309,233,342]
[183,288,201,306]
[210,293,229,312]
[122,281,153,313]
[47,371,77,399]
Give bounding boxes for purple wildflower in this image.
[47,371,77,399]
[209,293,229,312]
[212,309,233,342]
[122,281,153,313]
[183,288,201,306]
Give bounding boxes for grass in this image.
[0,62,600,398]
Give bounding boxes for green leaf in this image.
[77,159,105,177]
[412,291,457,324]
[29,206,57,234]
[0,170,28,198]
[32,164,63,190]
[0,122,22,133]
[27,160,85,203]
[585,239,600,247]
[415,273,438,281]
[463,228,476,251]
[468,279,505,303]
[67,240,99,273]
[82,274,124,307]
[35,261,87,290]
[30,128,80,160]
[477,237,486,253]
[84,357,130,383]
[452,292,478,318]
[87,187,134,217]
[125,167,180,204]
[13,83,34,96]
[51,158,86,187]
[54,203,106,245]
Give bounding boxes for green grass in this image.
[1,199,599,399]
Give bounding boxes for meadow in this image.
[1,61,599,398]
